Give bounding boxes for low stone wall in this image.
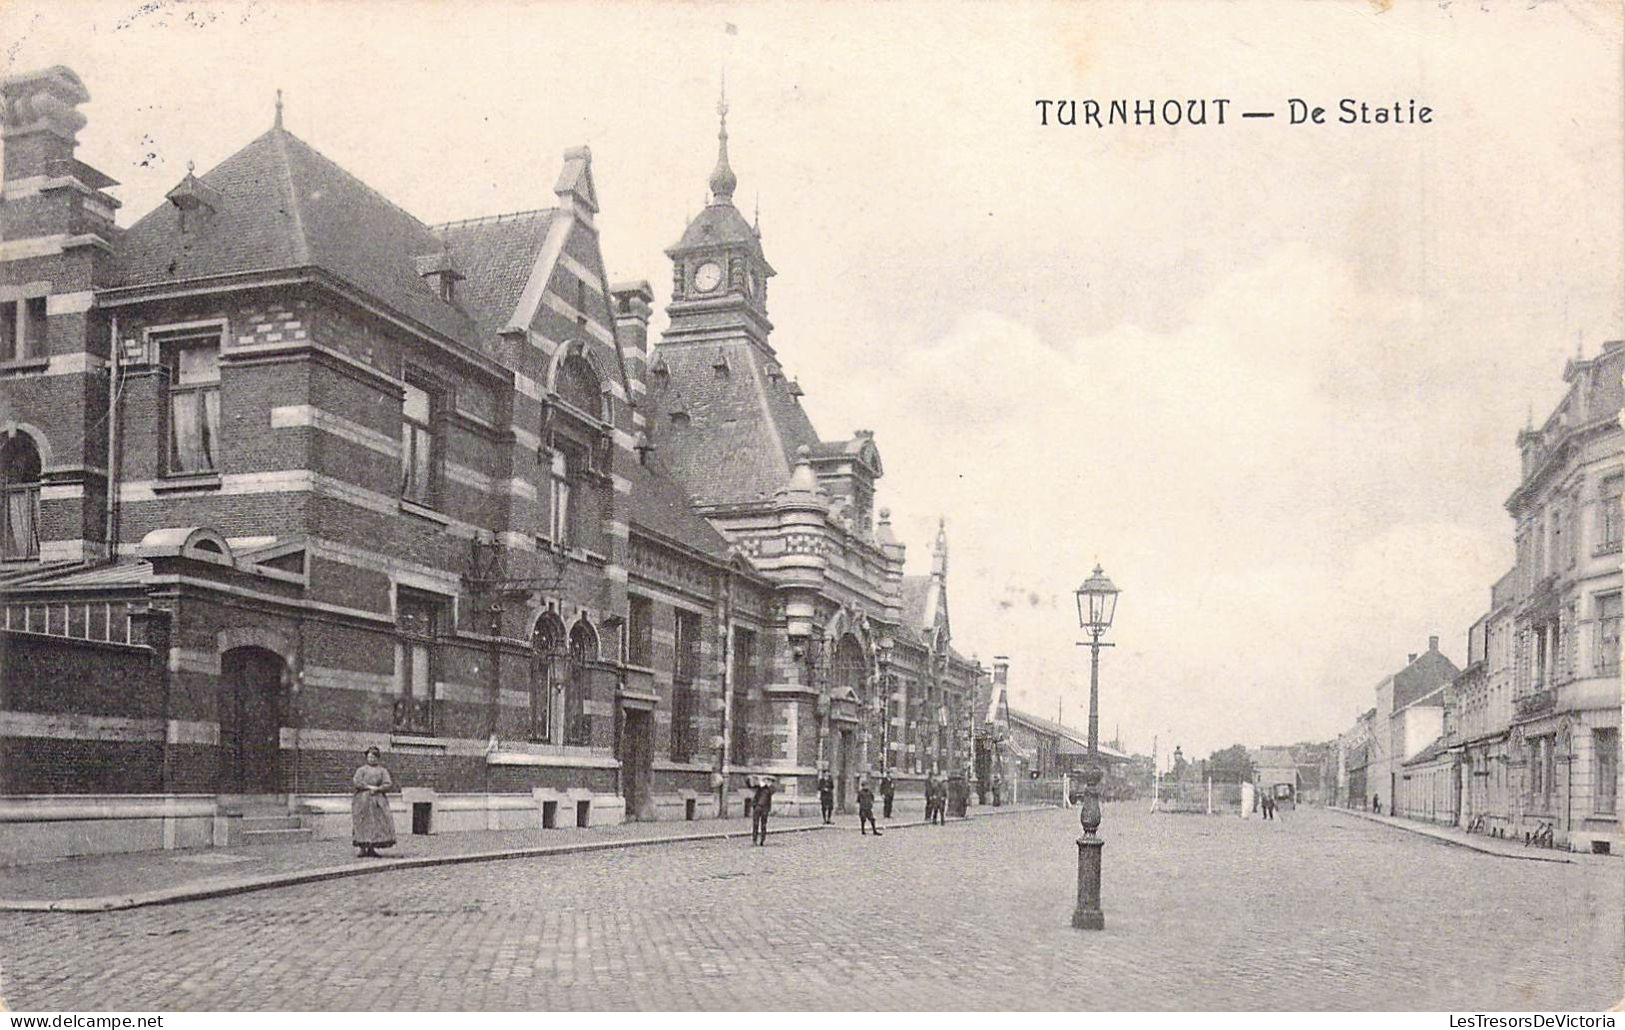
[0,795,237,865]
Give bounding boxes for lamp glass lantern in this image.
[1074,564,1120,636]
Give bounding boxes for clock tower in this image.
[663,87,776,354]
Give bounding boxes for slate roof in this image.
[624,456,735,563]
[113,127,479,348]
[647,340,823,506]
[1007,708,1129,761]
[899,575,934,640]
[432,210,557,339]
[667,200,767,264]
[0,559,154,590]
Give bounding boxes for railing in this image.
[3,600,135,644]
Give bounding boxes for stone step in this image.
[240,815,303,831]
[242,826,314,846]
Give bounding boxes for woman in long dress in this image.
[351,746,396,857]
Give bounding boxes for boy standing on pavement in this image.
[751,776,776,846]
[880,770,895,819]
[857,777,883,836]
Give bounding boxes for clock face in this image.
[694,261,723,293]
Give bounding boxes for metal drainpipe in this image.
[104,315,120,564]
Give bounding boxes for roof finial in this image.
[708,70,737,203]
[186,160,195,176]
[274,88,284,129]
[753,191,761,236]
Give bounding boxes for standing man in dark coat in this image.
[880,770,895,820]
[931,777,947,825]
[750,776,775,846]
[816,767,835,825]
[857,777,882,836]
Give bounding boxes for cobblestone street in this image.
[1,805,1618,1011]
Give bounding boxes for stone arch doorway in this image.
[219,646,286,794]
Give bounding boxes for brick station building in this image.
[0,67,983,860]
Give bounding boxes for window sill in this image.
[153,473,222,494]
[1594,542,1622,557]
[390,734,449,749]
[400,499,451,525]
[0,356,50,375]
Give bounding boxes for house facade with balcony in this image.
[1503,341,1622,853]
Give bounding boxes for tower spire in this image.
[274,88,283,129]
[932,517,948,578]
[708,72,737,204]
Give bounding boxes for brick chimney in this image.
[1,66,120,242]
[611,280,653,395]
[1,66,120,563]
[1428,635,1439,653]
[992,656,1009,685]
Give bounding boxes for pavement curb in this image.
[0,805,1053,914]
[1328,807,1575,864]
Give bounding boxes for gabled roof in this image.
[646,340,822,506]
[432,209,558,340]
[114,126,478,348]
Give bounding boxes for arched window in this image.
[530,614,566,742]
[564,620,598,746]
[556,353,604,421]
[833,634,866,704]
[1,433,42,560]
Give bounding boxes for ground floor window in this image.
[1595,728,1618,816]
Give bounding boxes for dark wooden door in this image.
[220,647,283,793]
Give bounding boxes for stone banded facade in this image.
[0,66,984,861]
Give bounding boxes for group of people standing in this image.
[750,768,964,844]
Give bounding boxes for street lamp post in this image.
[1071,563,1120,931]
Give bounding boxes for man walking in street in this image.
[817,766,835,825]
[880,770,895,819]
[857,777,882,836]
[750,776,775,846]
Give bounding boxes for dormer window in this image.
[416,252,463,304]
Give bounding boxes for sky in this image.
[4,0,1621,763]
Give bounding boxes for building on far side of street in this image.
[1502,341,1622,853]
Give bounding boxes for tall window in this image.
[1597,593,1621,677]
[401,380,437,506]
[548,446,575,546]
[730,627,756,764]
[394,590,441,735]
[564,621,595,747]
[1595,728,1619,816]
[833,635,866,702]
[530,615,564,742]
[1,433,42,560]
[1601,476,1623,553]
[627,594,654,667]
[0,298,46,362]
[161,330,221,475]
[671,609,701,762]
